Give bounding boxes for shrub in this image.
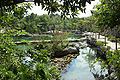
[0,31,60,80]
[96,41,107,46]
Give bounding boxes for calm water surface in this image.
[61,46,107,80]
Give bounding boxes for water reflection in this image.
[61,47,107,80]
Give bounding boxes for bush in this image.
[106,50,120,80]
[107,35,116,42]
[51,32,69,52]
[96,41,107,46]
[0,31,60,80]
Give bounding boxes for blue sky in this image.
[28,0,100,18]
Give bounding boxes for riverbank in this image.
[51,54,79,71]
[50,40,85,71]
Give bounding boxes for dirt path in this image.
[84,32,120,50]
[96,35,120,50]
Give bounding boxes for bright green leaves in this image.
[35,63,60,80]
[106,50,120,79]
[0,32,60,80]
[94,0,120,29]
[0,3,32,31]
[0,1,61,80]
[13,3,31,19]
[107,50,120,67]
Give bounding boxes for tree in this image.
[0,0,95,18]
[93,0,120,49]
[0,3,60,80]
[91,0,120,79]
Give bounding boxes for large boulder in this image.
[52,47,79,58]
[64,47,79,54]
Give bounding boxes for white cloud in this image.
[78,0,100,18]
[27,3,48,15]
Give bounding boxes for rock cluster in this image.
[51,54,78,71]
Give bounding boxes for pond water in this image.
[13,33,82,42]
[15,34,108,80]
[61,43,108,80]
[13,34,53,41]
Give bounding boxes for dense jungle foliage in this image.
[0,0,120,80]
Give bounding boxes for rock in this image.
[68,42,80,48]
[51,53,78,71]
[64,47,79,54]
[86,38,97,47]
[52,50,68,58]
[52,47,79,58]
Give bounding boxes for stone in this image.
[52,47,79,58]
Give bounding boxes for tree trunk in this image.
[98,32,100,39]
[105,36,107,46]
[95,33,97,39]
[53,25,55,33]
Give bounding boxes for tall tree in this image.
[93,0,120,49]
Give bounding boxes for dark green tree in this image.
[0,0,95,18]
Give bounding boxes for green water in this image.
[16,34,105,80]
[13,35,53,42]
[13,33,82,42]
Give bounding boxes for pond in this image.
[13,33,82,42]
[13,34,53,42]
[61,42,108,80]
[15,34,108,80]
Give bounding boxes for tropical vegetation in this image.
[0,0,120,80]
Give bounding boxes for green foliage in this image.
[0,0,94,18]
[94,41,120,79]
[107,35,117,42]
[93,0,120,35]
[51,32,69,52]
[96,41,107,46]
[0,3,60,80]
[0,32,60,80]
[106,50,120,79]
[18,13,86,34]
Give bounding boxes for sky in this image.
[28,0,100,18]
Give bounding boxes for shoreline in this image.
[51,54,79,71]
